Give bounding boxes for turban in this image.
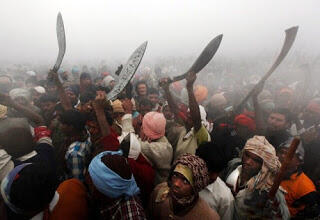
[26,71,36,76]
[194,85,208,103]
[142,112,166,140]
[1,163,32,214]
[103,75,115,88]
[88,150,139,199]
[242,136,281,192]
[9,88,31,102]
[0,105,7,119]
[112,99,124,113]
[234,114,256,132]
[171,154,209,193]
[306,99,320,115]
[33,86,46,94]
[210,92,227,107]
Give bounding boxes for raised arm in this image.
[0,93,44,126]
[48,70,72,111]
[186,72,201,132]
[252,82,265,132]
[159,77,179,119]
[92,91,110,137]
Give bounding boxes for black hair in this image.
[38,94,57,103]
[101,154,131,180]
[270,108,292,123]
[65,84,80,97]
[59,109,87,132]
[148,87,159,96]
[80,72,91,80]
[79,91,96,104]
[196,142,227,173]
[139,98,153,107]
[134,80,148,94]
[9,163,58,214]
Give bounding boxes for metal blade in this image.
[53,12,66,72]
[172,34,223,82]
[107,41,148,100]
[234,26,298,114]
[261,26,298,82]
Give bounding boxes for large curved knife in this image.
[53,12,66,73]
[171,34,223,82]
[107,41,148,100]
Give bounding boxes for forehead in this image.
[244,150,263,162]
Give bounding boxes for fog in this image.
[0,0,319,84]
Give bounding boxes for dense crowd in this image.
[0,63,319,219]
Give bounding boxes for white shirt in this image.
[199,177,235,220]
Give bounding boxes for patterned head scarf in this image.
[170,153,209,194]
[242,136,281,192]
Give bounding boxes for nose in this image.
[172,178,183,188]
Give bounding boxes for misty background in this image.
[0,0,320,83]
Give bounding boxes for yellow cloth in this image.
[0,105,7,119]
[174,164,194,186]
[112,99,124,113]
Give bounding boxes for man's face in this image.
[139,104,152,116]
[163,105,174,120]
[66,90,77,106]
[148,93,159,107]
[40,101,56,115]
[303,109,320,126]
[137,84,147,96]
[170,172,193,199]
[80,101,93,114]
[109,80,116,89]
[47,84,58,95]
[267,113,287,132]
[0,76,12,94]
[80,78,92,88]
[241,151,263,181]
[14,97,29,106]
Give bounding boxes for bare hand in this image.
[92,91,107,111]
[47,70,60,84]
[122,98,133,114]
[159,77,171,91]
[186,72,196,88]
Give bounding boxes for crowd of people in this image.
[0,62,319,219]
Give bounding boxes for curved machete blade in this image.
[53,12,66,72]
[172,34,223,82]
[107,41,148,100]
[232,26,298,115]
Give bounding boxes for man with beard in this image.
[301,98,320,129]
[149,154,220,219]
[264,108,292,150]
[225,136,290,219]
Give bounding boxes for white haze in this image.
[0,0,319,66]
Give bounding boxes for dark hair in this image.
[270,108,292,123]
[59,109,87,132]
[38,94,57,103]
[65,84,80,97]
[196,142,227,173]
[9,163,58,214]
[139,98,152,107]
[135,80,148,94]
[148,87,159,96]
[79,91,96,104]
[101,154,131,179]
[80,72,91,80]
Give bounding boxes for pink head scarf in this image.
[142,112,166,140]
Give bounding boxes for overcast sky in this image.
[0,0,319,64]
